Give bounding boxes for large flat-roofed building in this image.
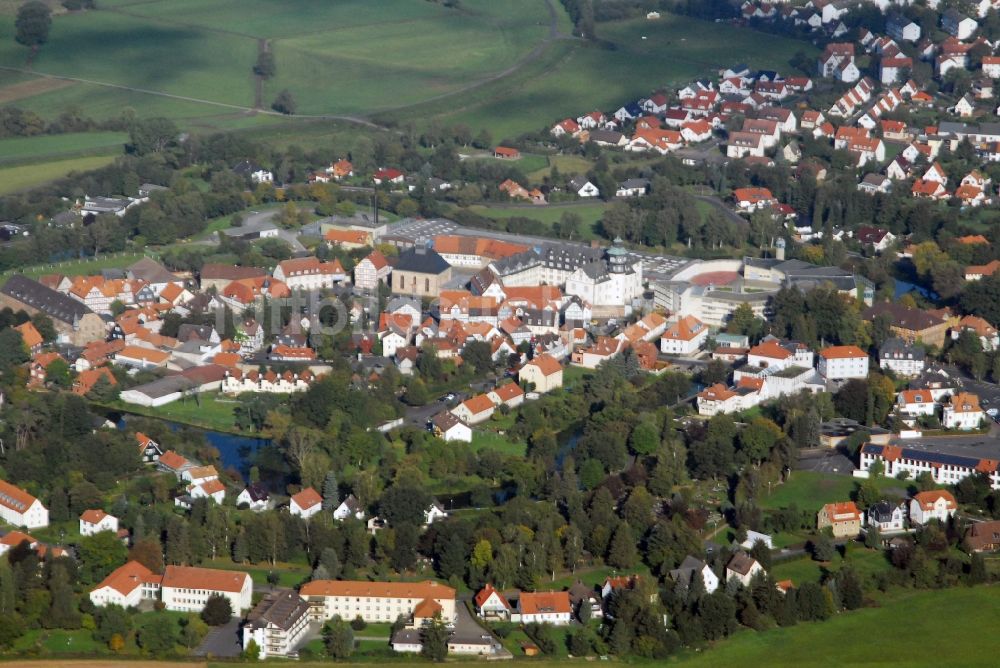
[160,565,253,614]
[299,580,456,624]
[0,275,106,346]
[242,589,312,659]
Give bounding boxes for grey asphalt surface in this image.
[796,449,856,475]
[194,616,243,658]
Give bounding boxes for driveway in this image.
[194,617,243,658]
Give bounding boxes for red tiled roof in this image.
[519,591,571,615]
[80,509,109,524]
[291,487,322,511]
[912,490,957,511]
[92,560,159,597]
[474,583,511,610]
[161,565,250,593]
[300,579,455,600]
[526,353,561,377]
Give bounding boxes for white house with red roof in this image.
[696,384,743,416]
[488,382,525,409]
[373,168,405,185]
[518,353,563,393]
[517,591,572,625]
[0,480,48,529]
[551,119,581,137]
[290,487,323,519]
[641,93,669,114]
[80,509,118,536]
[660,315,708,355]
[909,490,958,525]
[943,392,984,430]
[474,583,512,620]
[273,257,347,291]
[354,250,392,291]
[452,393,496,425]
[90,560,161,608]
[732,187,776,211]
[818,345,869,380]
[896,389,938,417]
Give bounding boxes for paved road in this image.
[194,617,243,658]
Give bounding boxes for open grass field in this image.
[392,14,815,140]
[0,0,550,126]
[0,3,813,143]
[0,155,119,195]
[666,586,1000,667]
[0,131,127,165]
[464,202,607,240]
[758,471,912,513]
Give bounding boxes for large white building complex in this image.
[299,580,457,624]
[654,257,873,327]
[90,561,252,614]
[488,240,643,314]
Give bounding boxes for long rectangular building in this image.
[160,565,253,613]
[0,275,106,346]
[859,442,1000,489]
[299,579,456,624]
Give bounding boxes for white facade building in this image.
[79,509,119,536]
[818,345,869,380]
[0,480,48,529]
[299,580,457,624]
[160,565,253,614]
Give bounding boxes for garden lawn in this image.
[562,365,594,388]
[103,393,244,434]
[667,586,1000,667]
[11,629,109,655]
[470,430,527,457]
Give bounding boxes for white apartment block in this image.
[242,590,312,659]
[299,580,457,624]
[818,346,869,380]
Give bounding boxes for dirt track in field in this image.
[0,78,76,104]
